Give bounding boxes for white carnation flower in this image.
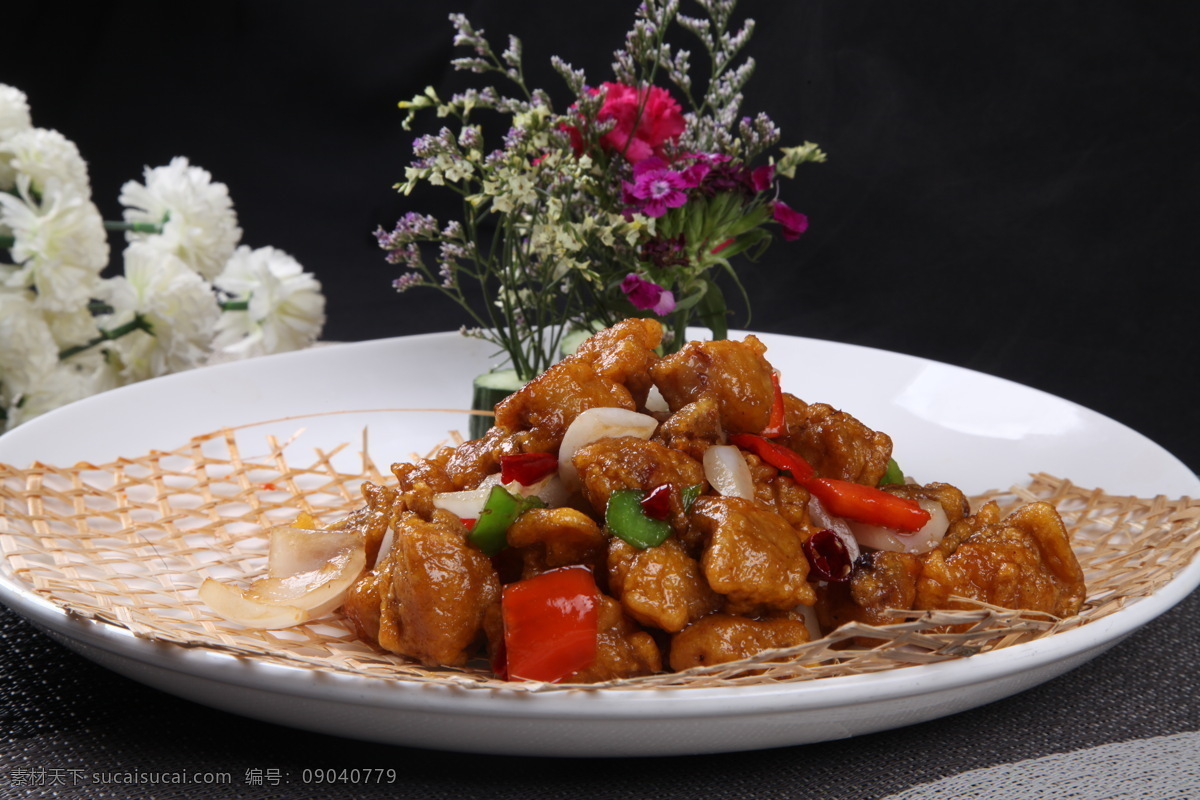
[3,351,118,431]
[0,290,59,418]
[213,245,326,358]
[0,175,109,312]
[0,84,34,190]
[119,157,242,280]
[100,243,221,382]
[0,127,92,198]
[0,84,33,138]
[42,304,104,350]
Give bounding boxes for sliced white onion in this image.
[199,579,308,630]
[433,474,503,519]
[518,472,571,507]
[806,495,861,565]
[643,384,670,414]
[200,527,366,629]
[374,527,395,569]
[703,445,755,500]
[267,526,360,578]
[558,407,659,490]
[846,498,950,555]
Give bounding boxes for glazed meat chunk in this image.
[915,501,1086,618]
[493,357,636,452]
[328,480,397,565]
[650,335,775,434]
[492,319,663,451]
[608,537,721,633]
[572,318,662,405]
[669,613,810,671]
[815,550,923,632]
[690,496,816,614]
[441,425,526,491]
[390,451,458,519]
[566,595,663,682]
[506,507,607,579]
[781,395,892,486]
[359,509,499,667]
[652,395,724,462]
[573,437,706,536]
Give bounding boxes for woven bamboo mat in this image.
[2,420,1198,692]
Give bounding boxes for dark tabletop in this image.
[2,2,1198,797]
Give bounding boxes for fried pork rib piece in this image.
[608,537,720,633]
[669,613,811,671]
[781,395,893,485]
[328,481,396,566]
[573,436,707,538]
[493,319,662,452]
[650,335,775,434]
[652,395,724,463]
[506,507,607,579]
[690,496,816,615]
[916,500,1086,618]
[564,595,663,682]
[344,509,499,667]
[818,496,1086,632]
[816,550,923,631]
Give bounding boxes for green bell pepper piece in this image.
[469,485,544,556]
[879,457,905,487]
[605,489,672,550]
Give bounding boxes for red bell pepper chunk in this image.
[727,433,815,482]
[499,452,559,486]
[502,565,599,682]
[760,371,788,438]
[806,477,931,533]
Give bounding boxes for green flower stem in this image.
[59,315,153,360]
[103,220,166,234]
[221,300,250,312]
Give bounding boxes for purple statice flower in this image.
[620,273,676,315]
[772,201,809,241]
[392,271,424,292]
[623,158,690,218]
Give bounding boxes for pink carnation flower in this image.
[597,82,685,163]
[772,201,809,241]
[620,273,676,315]
[623,158,690,218]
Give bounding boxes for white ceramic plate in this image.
[1,331,1197,757]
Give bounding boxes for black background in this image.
[5,1,1198,474]
[2,3,1199,795]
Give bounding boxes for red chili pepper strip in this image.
[727,433,815,482]
[499,452,559,486]
[760,372,787,438]
[805,477,931,533]
[502,565,599,683]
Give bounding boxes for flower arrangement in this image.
[376,0,825,382]
[0,83,327,430]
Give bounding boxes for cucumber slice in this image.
[470,369,524,439]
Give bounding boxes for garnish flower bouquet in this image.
[377,0,825,382]
[0,83,327,430]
